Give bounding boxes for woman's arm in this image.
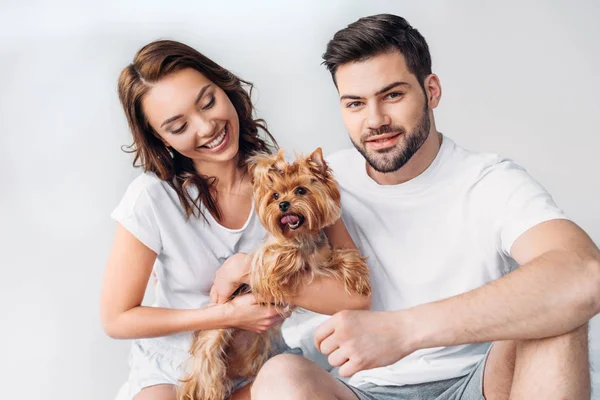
[100,224,282,339]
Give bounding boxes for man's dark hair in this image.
[322,14,432,90]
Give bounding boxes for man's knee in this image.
[256,354,307,380]
[507,324,591,400]
[252,354,313,398]
[517,323,589,355]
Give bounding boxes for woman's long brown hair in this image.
[118,40,277,220]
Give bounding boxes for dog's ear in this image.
[247,152,277,186]
[272,148,290,174]
[307,147,327,175]
[276,148,285,161]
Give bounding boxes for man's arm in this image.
[315,219,600,377]
[287,218,372,313]
[407,219,600,348]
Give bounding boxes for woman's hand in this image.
[210,253,252,304]
[223,293,285,333]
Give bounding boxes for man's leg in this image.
[509,323,590,399]
[481,324,590,399]
[479,340,518,400]
[251,354,359,400]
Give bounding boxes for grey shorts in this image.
[341,352,487,400]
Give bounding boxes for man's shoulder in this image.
[450,141,539,199]
[449,138,524,181]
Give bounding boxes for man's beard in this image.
[351,104,431,174]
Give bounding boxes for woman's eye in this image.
[203,96,215,110]
[171,123,188,134]
[273,193,279,200]
[295,187,307,195]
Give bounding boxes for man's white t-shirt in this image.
[326,135,567,387]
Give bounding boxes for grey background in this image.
[0,1,598,398]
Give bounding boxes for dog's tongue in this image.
[280,214,299,225]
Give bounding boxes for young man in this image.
[251,14,600,400]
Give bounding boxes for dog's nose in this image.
[279,201,290,211]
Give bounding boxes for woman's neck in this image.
[194,155,246,194]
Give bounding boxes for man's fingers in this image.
[338,358,363,378]
[318,334,339,355]
[327,347,348,367]
[314,318,336,351]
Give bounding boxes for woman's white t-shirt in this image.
[111,172,266,387]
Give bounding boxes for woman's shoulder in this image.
[111,172,174,254]
[123,171,174,198]
[127,170,166,190]
[115,171,174,214]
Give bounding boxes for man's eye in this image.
[347,101,363,109]
[386,92,403,100]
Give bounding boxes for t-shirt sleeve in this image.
[111,182,162,254]
[484,160,568,258]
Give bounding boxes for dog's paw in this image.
[332,249,371,296]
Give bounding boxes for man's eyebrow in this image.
[339,94,363,101]
[339,81,411,102]
[374,81,410,96]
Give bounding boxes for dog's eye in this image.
[295,187,307,195]
[273,193,279,200]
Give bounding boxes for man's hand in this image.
[314,310,418,377]
[210,253,252,304]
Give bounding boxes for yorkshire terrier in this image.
[178,147,371,400]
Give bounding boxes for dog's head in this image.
[248,148,341,240]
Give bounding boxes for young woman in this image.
[100,40,370,400]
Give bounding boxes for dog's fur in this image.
[178,148,371,400]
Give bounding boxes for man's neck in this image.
[366,131,443,186]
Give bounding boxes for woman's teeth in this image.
[204,126,227,149]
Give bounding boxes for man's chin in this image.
[365,155,403,174]
[353,141,405,172]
